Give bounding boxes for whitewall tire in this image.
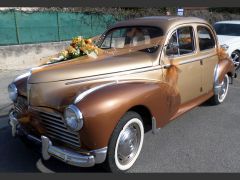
[210,74,229,105]
[105,111,144,172]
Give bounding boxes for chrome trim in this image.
[179,57,202,65]
[13,71,31,83]
[14,96,28,115]
[31,107,81,148]
[163,54,216,69]
[41,136,52,160]
[27,83,31,106]
[90,147,108,164]
[27,134,42,144]
[9,111,19,137]
[179,54,215,65]
[74,82,117,103]
[64,104,83,131]
[27,71,32,106]
[41,135,107,167]
[9,111,107,167]
[221,44,229,51]
[151,117,160,134]
[213,64,222,95]
[116,121,141,166]
[176,30,180,55]
[218,75,229,102]
[66,66,164,86]
[67,54,216,87]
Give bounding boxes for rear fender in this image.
[214,59,234,94]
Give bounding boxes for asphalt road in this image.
[0,77,240,173]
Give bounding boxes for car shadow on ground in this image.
[199,100,214,107]
[0,126,108,173]
[41,158,108,173]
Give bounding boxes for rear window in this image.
[197,26,215,51]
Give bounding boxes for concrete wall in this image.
[0,41,70,70]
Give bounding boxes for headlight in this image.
[221,44,229,50]
[64,105,83,131]
[8,83,18,102]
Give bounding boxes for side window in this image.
[197,26,215,51]
[166,31,179,55]
[166,26,195,56]
[178,27,195,55]
[101,29,126,49]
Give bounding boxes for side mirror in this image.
[165,42,179,56]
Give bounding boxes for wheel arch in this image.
[128,105,153,132]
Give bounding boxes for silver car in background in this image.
[214,21,240,74]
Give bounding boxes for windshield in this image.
[214,23,240,36]
[97,26,164,53]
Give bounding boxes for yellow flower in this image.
[94,48,99,55]
[85,39,92,44]
[66,46,77,54]
[60,50,69,57]
[56,36,99,61]
[72,36,82,44]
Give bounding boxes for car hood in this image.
[28,51,154,84]
[217,35,240,45]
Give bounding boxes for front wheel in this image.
[105,111,144,173]
[209,74,229,105]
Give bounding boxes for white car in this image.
[214,21,240,73]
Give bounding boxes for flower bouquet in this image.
[47,36,99,64]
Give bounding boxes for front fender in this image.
[76,81,180,149]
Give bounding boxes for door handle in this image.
[163,65,171,69]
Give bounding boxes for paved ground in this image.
[0,76,239,173]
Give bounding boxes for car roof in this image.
[109,16,209,34]
[215,20,240,24]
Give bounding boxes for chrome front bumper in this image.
[9,111,107,167]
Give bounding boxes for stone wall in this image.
[0,41,70,70]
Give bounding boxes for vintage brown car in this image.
[8,16,235,172]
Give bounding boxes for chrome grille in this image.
[32,110,81,149]
[14,96,28,116]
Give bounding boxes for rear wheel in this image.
[105,111,144,173]
[209,74,229,105]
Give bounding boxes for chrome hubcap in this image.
[117,123,141,166]
[218,75,229,102]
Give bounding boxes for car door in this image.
[162,25,203,104]
[196,25,218,93]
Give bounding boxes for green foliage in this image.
[209,8,240,14]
